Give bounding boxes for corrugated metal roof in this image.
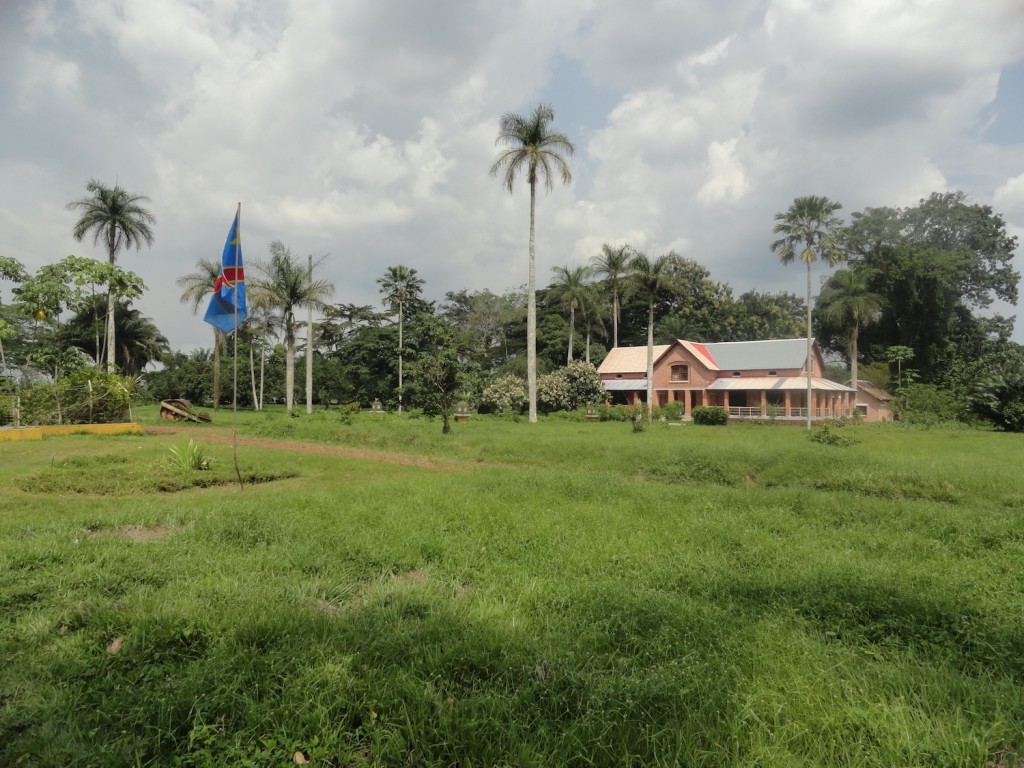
[597,346,668,374]
[602,379,648,391]
[702,339,812,371]
[706,376,855,392]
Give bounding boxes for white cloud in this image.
[0,0,1021,352]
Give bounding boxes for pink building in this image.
[598,338,869,422]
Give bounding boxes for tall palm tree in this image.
[66,179,156,373]
[590,243,632,348]
[630,250,676,417]
[250,241,334,411]
[770,195,845,428]
[548,264,592,363]
[177,258,226,406]
[377,265,425,412]
[818,268,882,403]
[490,103,575,423]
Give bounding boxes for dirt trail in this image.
[144,426,466,471]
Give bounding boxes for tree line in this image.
[1,103,1021,430]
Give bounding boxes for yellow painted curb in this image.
[0,423,142,442]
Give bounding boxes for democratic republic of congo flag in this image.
[204,205,247,333]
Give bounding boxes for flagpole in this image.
[232,202,243,490]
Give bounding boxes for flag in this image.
[204,206,248,333]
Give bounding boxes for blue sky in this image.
[1,0,1022,352]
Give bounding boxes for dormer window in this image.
[670,364,688,382]
[768,371,778,376]
[616,374,623,378]
[732,372,741,377]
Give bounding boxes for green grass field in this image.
[2,408,1023,767]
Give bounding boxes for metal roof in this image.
[706,376,855,392]
[701,338,812,371]
[602,379,648,391]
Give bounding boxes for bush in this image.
[893,384,963,425]
[480,375,527,415]
[691,406,728,426]
[808,425,859,446]
[20,368,138,425]
[657,401,684,421]
[562,361,606,410]
[1002,402,1024,433]
[536,372,569,414]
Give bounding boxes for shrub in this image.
[893,384,963,425]
[808,425,859,446]
[597,404,631,422]
[692,406,728,426]
[536,372,569,414]
[562,361,606,410]
[658,401,684,421]
[1002,402,1024,433]
[480,375,527,415]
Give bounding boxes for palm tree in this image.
[250,241,334,411]
[377,265,425,412]
[66,179,156,373]
[490,103,575,423]
[548,264,592,363]
[177,258,226,406]
[590,243,632,348]
[62,295,168,376]
[770,195,845,428]
[818,268,882,404]
[630,250,676,417]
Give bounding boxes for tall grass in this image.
[1,411,1022,766]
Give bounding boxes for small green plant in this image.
[692,406,728,426]
[168,438,212,470]
[808,424,859,446]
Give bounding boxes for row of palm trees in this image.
[177,242,335,410]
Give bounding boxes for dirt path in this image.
[144,426,466,471]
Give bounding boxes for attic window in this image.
[670,364,688,382]
[732,372,742,377]
[768,371,778,376]
[616,374,623,379]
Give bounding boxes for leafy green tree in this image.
[884,345,915,390]
[548,264,592,363]
[844,193,1020,384]
[817,268,882,398]
[771,195,845,428]
[490,103,575,423]
[729,291,805,341]
[0,257,27,374]
[441,288,524,372]
[66,180,156,373]
[177,258,228,407]
[629,250,677,415]
[590,244,632,348]
[406,316,466,433]
[250,241,334,411]
[377,265,426,412]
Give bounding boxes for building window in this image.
[670,364,688,382]
[732,371,742,377]
[768,371,778,376]
[616,374,623,379]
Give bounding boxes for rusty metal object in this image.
[159,399,212,423]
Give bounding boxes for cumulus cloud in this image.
[0,0,1021,350]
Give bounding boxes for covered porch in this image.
[704,376,857,420]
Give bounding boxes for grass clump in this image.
[168,438,212,470]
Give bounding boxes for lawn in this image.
[2,408,1023,767]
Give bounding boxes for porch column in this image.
[784,390,792,417]
[684,389,691,416]
[759,391,767,417]
[722,392,730,410]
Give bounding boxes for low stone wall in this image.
[0,423,142,442]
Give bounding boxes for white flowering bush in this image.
[480,374,528,414]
